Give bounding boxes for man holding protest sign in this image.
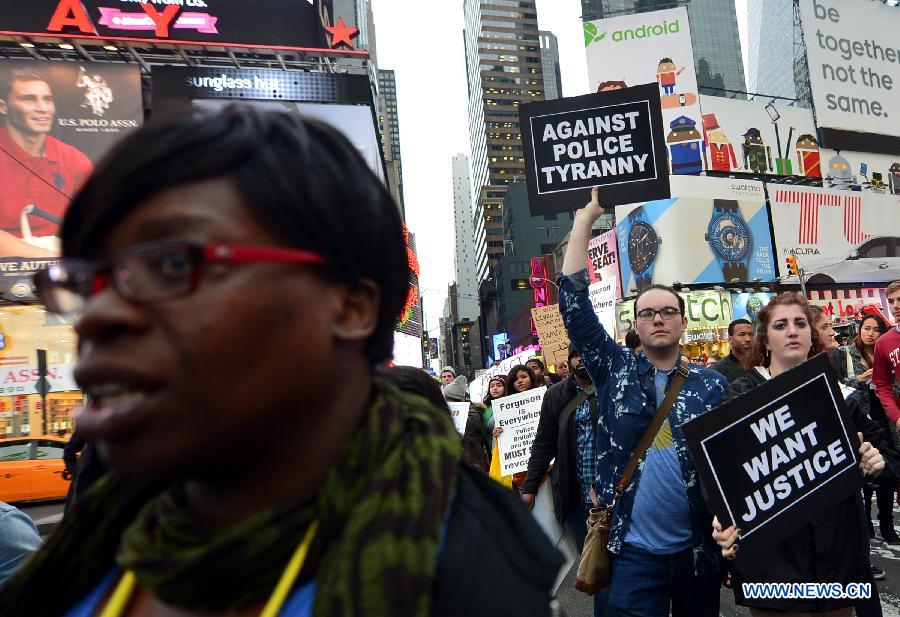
[709,293,898,615]
[559,188,727,617]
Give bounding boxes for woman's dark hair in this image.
[482,376,506,406]
[750,292,822,367]
[624,330,641,351]
[379,366,449,412]
[60,105,409,364]
[505,365,538,396]
[854,313,889,368]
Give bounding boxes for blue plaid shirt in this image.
[572,385,596,507]
[558,269,727,575]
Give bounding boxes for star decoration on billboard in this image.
[325,17,358,49]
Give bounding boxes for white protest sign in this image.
[494,386,547,476]
[447,402,470,436]
[588,276,618,339]
[470,349,536,402]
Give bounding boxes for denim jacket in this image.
[558,270,727,575]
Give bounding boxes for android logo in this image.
[889,162,900,195]
[795,134,821,178]
[741,128,773,174]
[826,151,857,190]
[666,115,704,175]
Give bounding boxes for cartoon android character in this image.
[795,134,821,178]
[741,128,773,174]
[889,162,900,195]
[597,80,627,92]
[657,57,685,96]
[666,115,704,175]
[702,113,737,173]
[826,151,857,190]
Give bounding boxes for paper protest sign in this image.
[682,354,859,556]
[519,83,669,216]
[587,229,622,298]
[531,304,569,369]
[494,386,547,476]
[588,277,618,338]
[447,402,470,436]
[470,349,536,402]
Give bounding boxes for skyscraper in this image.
[377,69,404,214]
[581,0,746,97]
[539,31,563,101]
[747,0,809,105]
[451,154,479,321]
[463,0,558,283]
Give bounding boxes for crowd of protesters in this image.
[2,107,900,617]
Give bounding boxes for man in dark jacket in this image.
[521,348,597,547]
[521,347,606,616]
[711,319,754,383]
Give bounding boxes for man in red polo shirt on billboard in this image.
[874,280,900,428]
[0,67,92,257]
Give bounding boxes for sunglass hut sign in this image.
[185,73,281,93]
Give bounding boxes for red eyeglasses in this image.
[33,241,328,317]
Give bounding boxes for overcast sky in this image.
[370,0,749,339]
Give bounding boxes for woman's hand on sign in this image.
[858,433,885,477]
[575,187,606,224]
[492,427,504,438]
[712,516,740,560]
[857,368,873,383]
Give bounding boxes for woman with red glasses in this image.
[1,107,563,617]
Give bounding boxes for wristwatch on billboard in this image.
[705,199,752,282]
[627,206,661,291]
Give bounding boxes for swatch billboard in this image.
[615,176,776,292]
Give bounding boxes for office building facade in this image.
[463,0,557,283]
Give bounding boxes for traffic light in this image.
[785,255,799,276]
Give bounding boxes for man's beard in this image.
[574,367,589,379]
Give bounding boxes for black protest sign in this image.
[519,83,669,216]
[682,354,860,557]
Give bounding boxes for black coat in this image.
[710,353,752,384]
[434,464,565,616]
[521,376,597,522]
[460,405,490,472]
[724,368,900,612]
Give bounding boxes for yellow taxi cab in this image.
[0,436,70,502]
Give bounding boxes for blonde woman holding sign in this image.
[712,293,897,617]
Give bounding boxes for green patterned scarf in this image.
[0,379,460,616]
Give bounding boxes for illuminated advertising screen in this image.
[584,7,706,175]
[0,0,361,55]
[0,60,142,299]
[615,176,776,291]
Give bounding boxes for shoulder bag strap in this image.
[558,383,595,432]
[612,359,690,504]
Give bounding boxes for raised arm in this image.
[559,188,627,382]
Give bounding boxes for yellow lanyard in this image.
[99,520,320,617]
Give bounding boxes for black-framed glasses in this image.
[33,240,328,317]
[635,307,681,322]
